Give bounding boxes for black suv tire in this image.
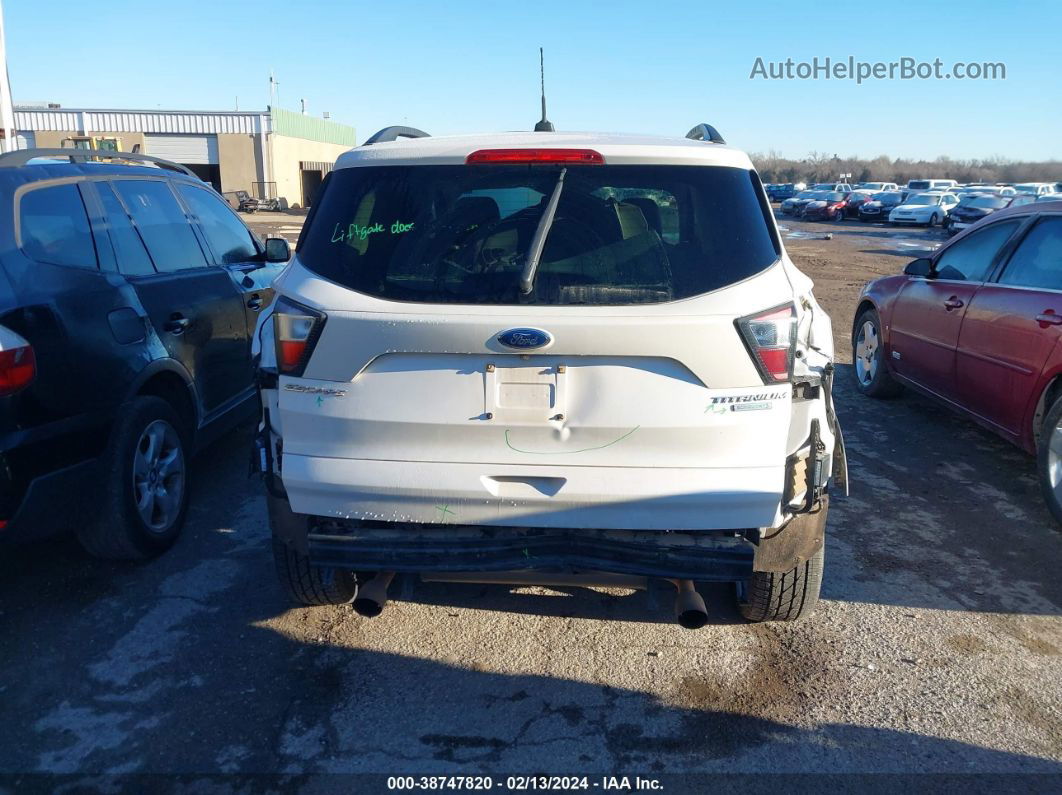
[77,396,190,559]
[739,543,824,622]
[272,540,359,606]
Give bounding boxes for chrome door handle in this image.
[163,316,191,335]
[1036,313,1062,326]
[943,297,964,310]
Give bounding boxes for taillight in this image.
[736,304,797,384]
[466,149,605,165]
[273,297,326,377]
[0,344,36,396]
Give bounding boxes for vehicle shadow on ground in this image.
[389,578,746,627]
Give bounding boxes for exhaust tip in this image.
[352,598,384,618]
[677,609,709,630]
[351,572,395,618]
[671,578,709,630]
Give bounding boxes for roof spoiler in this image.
[363,126,431,146]
[0,148,197,177]
[685,124,726,144]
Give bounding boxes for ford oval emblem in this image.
[497,328,553,350]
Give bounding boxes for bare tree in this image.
[751,152,1062,186]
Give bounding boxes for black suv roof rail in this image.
[685,124,726,144]
[362,126,431,146]
[0,148,197,177]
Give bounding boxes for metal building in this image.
[12,105,357,208]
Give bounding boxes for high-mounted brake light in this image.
[466,148,605,165]
[735,303,797,384]
[273,297,326,377]
[0,344,35,397]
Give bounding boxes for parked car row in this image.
[774,175,1062,229]
[0,149,290,558]
[767,178,1061,202]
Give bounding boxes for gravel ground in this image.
[0,211,1059,787]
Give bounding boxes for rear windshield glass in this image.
[297,164,779,305]
[969,196,1009,209]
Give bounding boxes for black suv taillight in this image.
[735,303,797,384]
[273,297,326,377]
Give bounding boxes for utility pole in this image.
[269,70,280,110]
[0,1,16,152]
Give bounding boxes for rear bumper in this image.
[307,522,754,581]
[0,457,100,543]
[280,456,786,531]
[1,413,110,542]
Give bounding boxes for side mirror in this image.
[264,237,291,263]
[904,258,933,277]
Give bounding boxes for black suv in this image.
[0,150,289,558]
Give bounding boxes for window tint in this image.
[934,220,1020,281]
[998,218,1062,290]
[113,180,207,272]
[177,184,259,264]
[98,183,155,276]
[297,165,780,305]
[19,184,97,268]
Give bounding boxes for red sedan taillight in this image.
[736,304,797,384]
[273,298,326,377]
[0,344,36,396]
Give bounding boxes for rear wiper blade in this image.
[519,167,567,294]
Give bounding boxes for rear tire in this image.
[740,542,824,622]
[272,540,359,606]
[1036,395,1062,528]
[77,396,190,559]
[852,307,903,398]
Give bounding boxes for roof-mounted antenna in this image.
[534,47,554,132]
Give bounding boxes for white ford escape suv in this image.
[255,124,845,626]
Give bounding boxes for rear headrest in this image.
[453,196,500,225]
[623,198,663,234]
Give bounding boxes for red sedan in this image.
[802,191,850,221]
[852,200,1062,522]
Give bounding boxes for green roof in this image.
[269,106,357,146]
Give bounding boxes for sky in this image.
[5,0,1059,162]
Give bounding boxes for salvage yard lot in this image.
[0,213,1060,779]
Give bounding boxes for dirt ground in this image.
[0,210,1059,788]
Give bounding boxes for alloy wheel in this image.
[132,420,185,532]
[855,320,880,386]
[1048,423,1062,501]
